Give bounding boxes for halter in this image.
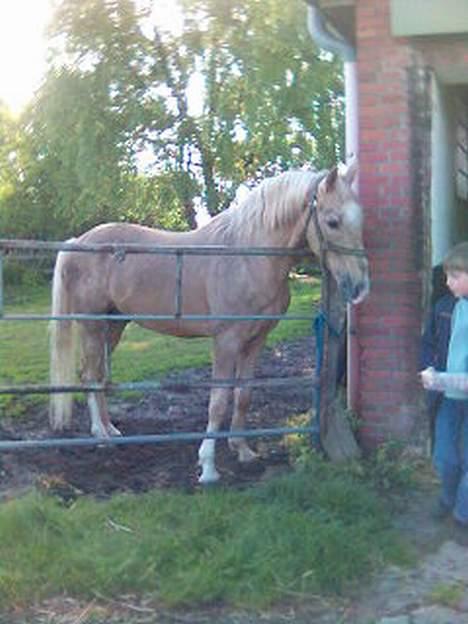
[305,194,367,267]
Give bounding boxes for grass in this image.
[0,276,320,418]
[426,582,465,608]
[0,454,410,611]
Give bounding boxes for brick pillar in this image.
[355,0,424,447]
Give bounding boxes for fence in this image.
[0,238,345,458]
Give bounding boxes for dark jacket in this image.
[420,293,456,413]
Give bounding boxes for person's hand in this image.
[420,366,436,390]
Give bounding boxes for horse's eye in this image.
[326,217,340,230]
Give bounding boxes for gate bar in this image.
[0,239,315,258]
[0,374,315,395]
[1,312,317,322]
[0,426,314,452]
[0,251,3,317]
[175,251,183,317]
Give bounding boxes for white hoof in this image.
[198,438,220,483]
[106,423,122,437]
[91,424,109,438]
[198,462,220,484]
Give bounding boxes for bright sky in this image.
[0,0,51,113]
[0,0,182,114]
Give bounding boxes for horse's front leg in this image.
[198,338,235,484]
[229,334,267,463]
[198,385,231,484]
[229,385,258,463]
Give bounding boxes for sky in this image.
[0,0,182,114]
[0,0,51,113]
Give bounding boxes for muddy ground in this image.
[0,338,315,499]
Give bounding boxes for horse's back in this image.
[79,222,177,246]
[69,223,214,334]
[61,219,290,338]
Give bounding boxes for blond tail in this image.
[49,243,77,430]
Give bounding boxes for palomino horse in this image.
[49,163,369,483]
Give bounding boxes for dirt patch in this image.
[0,338,316,499]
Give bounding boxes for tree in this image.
[151,0,344,214]
[0,101,18,206]
[0,100,59,239]
[0,0,345,239]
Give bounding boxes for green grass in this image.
[426,582,465,608]
[0,277,320,418]
[0,455,408,611]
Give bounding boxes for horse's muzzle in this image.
[339,275,370,305]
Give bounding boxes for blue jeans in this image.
[433,397,468,524]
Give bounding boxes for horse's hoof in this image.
[198,465,221,485]
[91,428,110,439]
[107,424,122,437]
[198,478,220,488]
[238,447,259,464]
[229,439,258,464]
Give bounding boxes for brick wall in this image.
[355,0,424,446]
[354,1,468,447]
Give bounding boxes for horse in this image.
[49,162,369,483]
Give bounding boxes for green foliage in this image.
[0,458,404,610]
[125,171,199,230]
[360,441,420,493]
[427,582,465,608]
[159,0,344,214]
[0,0,344,239]
[0,102,19,202]
[285,429,420,499]
[0,101,58,239]
[288,440,420,504]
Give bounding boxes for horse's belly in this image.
[135,319,214,338]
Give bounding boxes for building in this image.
[307,0,468,447]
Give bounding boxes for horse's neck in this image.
[199,207,307,250]
[246,211,309,256]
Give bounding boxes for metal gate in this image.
[0,238,344,455]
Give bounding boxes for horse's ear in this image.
[325,166,338,192]
[343,158,359,186]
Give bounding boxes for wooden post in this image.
[319,275,361,461]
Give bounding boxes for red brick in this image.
[349,0,439,443]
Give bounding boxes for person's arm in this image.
[420,369,468,394]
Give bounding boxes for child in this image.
[420,243,468,525]
[420,265,456,450]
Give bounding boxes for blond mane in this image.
[205,169,327,243]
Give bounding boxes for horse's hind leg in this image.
[229,334,268,463]
[198,337,235,484]
[100,320,127,435]
[79,320,126,437]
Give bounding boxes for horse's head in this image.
[306,161,370,304]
